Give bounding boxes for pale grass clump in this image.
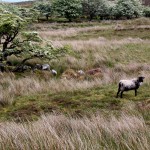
[114,63,150,83]
[0,110,149,150]
[114,23,150,31]
[52,38,149,53]
[39,26,114,40]
[0,89,14,105]
[115,63,150,73]
[0,74,104,105]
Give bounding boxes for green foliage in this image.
[34,1,52,20]
[82,0,111,20]
[0,13,23,34]
[143,7,150,17]
[114,0,143,19]
[0,12,25,61]
[82,0,100,20]
[96,0,111,20]
[18,8,40,22]
[0,10,69,67]
[53,0,82,22]
[0,3,21,16]
[0,3,39,22]
[18,40,70,61]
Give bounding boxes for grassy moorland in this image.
[0,18,150,149]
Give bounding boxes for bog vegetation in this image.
[0,0,150,149]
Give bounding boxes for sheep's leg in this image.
[116,89,120,98]
[120,91,123,98]
[135,89,137,96]
[117,83,121,98]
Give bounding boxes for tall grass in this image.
[0,109,149,150]
[39,25,114,40]
[0,72,120,105]
[0,67,149,106]
[0,18,149,150]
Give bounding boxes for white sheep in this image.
[42,64,50,70]
[77,70,85,75]
[51,69,57,76]
[116,76,145,98]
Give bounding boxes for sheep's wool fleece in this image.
[119,79,137,89]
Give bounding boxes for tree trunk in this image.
[46,14,49,21]
[1,42,9,61]
[89,13,95,21]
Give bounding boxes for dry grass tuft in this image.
[0,66,150,106]
[0,110,149,150]
[52,38,149,51]
[0,74,104,105]
[39,25,114,40]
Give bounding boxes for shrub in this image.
[82,0,100,21]
[114,0,143,19]
[143,7,150,17]
[34,1,52,20]
[53,0,82,22]
[82,0,111,21]
[96,0,111,20]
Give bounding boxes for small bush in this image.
[96,0,111,20]
[53,0,82,22]
[114,0,143,19]
[143,7,150,17]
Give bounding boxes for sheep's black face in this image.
[138,76,145,82]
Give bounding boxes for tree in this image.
[0,3,21,16]
[0,10,69,71]
[53,0,82,22]
[114,0,143,19]
[82,0,100,21]
[0,3,40,22]
[82,0,110,21]
[34,1,52,20]
[18,8,40,22]
[96,0,111,20]
[0,11,24,62]
[143,6,150,17]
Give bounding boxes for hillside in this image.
[0,2,149,147]
[0,18,149,122]
[11,0,35,7]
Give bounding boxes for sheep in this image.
[116,76,145,98]
[51,69,57,76]
[41,64,50,70]
[77,70,85,75]
[33,64,50,71]
[33,64,42,70]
